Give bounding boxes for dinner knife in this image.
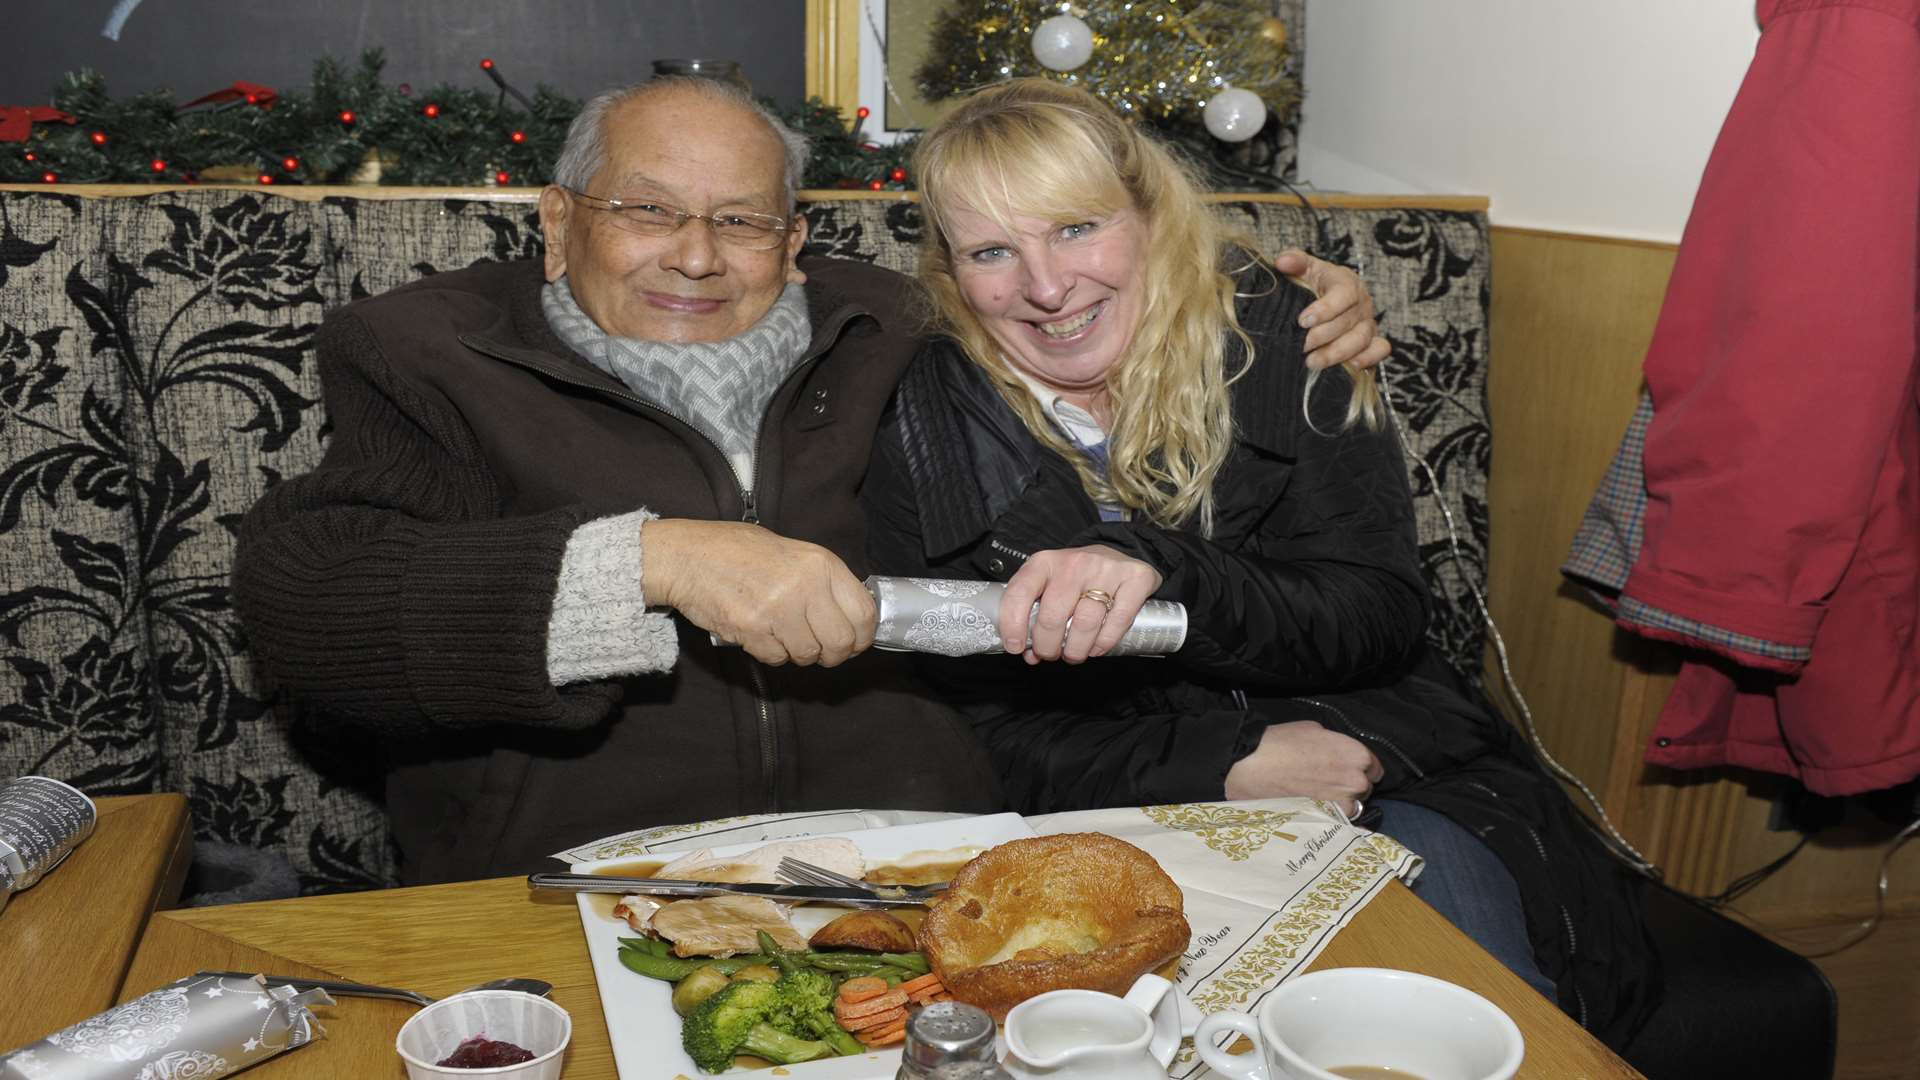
[526,872,930,908]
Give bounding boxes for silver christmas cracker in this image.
[867,576,1187,657]
[0,974,331,1080]
[0,776,96,916]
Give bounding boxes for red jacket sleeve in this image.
[1621,2,1920,669]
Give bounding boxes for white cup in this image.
[1194,968,1523,1080]
[395,989,571,1080]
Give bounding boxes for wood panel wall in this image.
[1484,226,1919,924]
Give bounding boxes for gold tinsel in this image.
[916,0,1298,127]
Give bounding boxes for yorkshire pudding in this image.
[916,833,1189,1020]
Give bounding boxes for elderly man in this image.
[234,77,1383,885]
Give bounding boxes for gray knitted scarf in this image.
[542,276,812,488]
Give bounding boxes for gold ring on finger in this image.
[1079,588,1116,612]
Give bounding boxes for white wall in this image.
[1298,0,1763,243]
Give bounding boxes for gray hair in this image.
[552,77,810,210]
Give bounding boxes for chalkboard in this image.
[7,0,807,109]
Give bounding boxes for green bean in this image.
[703,953,776,975]
[873,951,930,975]
[616,936,675,958]
[618,946,704,982]
[800,953,894,974]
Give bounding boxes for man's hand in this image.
[1000,545,1164,664]
[1272,249,1391,372]
[1223,720,1384,818]
[641,519,876,667]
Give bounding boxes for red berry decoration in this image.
[510,130,527,144]
[889,168,906,182]
[23,151,36,162]
[339,110,356,124]
[282,157,300,171]
[495,170,511,185]
[244,93,258,105]
[90,131,108,146]
[150,159,167,173]
[258,174,274,184]
[856,107,871,119]
[423,103,441,118]
[41,171,57,183]
[479,58,495,70]
[868,179,884,190]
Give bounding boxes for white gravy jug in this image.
[1002,973,1185,1080]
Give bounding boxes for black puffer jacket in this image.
[864,268,1661,1049]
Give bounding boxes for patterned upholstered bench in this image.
[0,189,1491,895]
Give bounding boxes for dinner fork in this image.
[776,856,950,903]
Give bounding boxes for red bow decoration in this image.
[0,106,77,143]
[177,80,279,111]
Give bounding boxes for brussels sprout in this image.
[671,964,733,1016]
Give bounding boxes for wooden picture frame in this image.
[805,0,862,114]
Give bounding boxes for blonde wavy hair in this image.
[913,79,1378,532]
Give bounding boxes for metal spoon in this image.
[193,971,553,1008]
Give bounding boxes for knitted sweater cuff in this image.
[546,509,680,684]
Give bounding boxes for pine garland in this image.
[0,51,915,191]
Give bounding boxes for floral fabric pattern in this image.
[0,190,1491,896]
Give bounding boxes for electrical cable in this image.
[1702,834,1809,909]
[1762,815,1920,958]
[1370,360,1662,877]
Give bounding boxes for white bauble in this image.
[1203,87,1267,142]
[1031,14,1094,72]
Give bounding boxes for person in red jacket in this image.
[1566,0,1920,794]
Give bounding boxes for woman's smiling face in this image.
[944,201,1149,407]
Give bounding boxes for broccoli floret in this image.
[767,967,837,1032]
[739,1022,834,1066]
[680,975,838,1072]
[766,967,865,1056]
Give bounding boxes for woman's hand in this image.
[1223,720,1385,818]
[1000,545,1163,664]
[1272,249,1391,372]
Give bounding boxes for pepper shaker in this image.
[895,1001,1010,1080]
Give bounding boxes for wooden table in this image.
[2,793,193,1051]
[119,876,1642,1079]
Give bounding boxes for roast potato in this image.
[808,910,917,953]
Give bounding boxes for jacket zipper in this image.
[1295,696,1426,780]
[465,315,857,813]
[1463,778,1587,1029]
[989,537,1032,563]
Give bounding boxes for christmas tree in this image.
[914,0,1300,188]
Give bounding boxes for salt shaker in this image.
[895,1001,1010,1080]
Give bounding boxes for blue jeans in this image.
[1373,799,1558,999]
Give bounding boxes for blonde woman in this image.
[864,80,1658,1045]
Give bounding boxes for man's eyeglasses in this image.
[564,188,792,251]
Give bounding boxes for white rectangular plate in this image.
[572,812,1036,1079]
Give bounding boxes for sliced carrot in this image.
[897,972,943,996]
[837,976,891,1003]
[834,988,909,1020]
[842,1006,908,1032]
[860,1025,908,1048]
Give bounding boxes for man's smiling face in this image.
[540,86,807,343]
